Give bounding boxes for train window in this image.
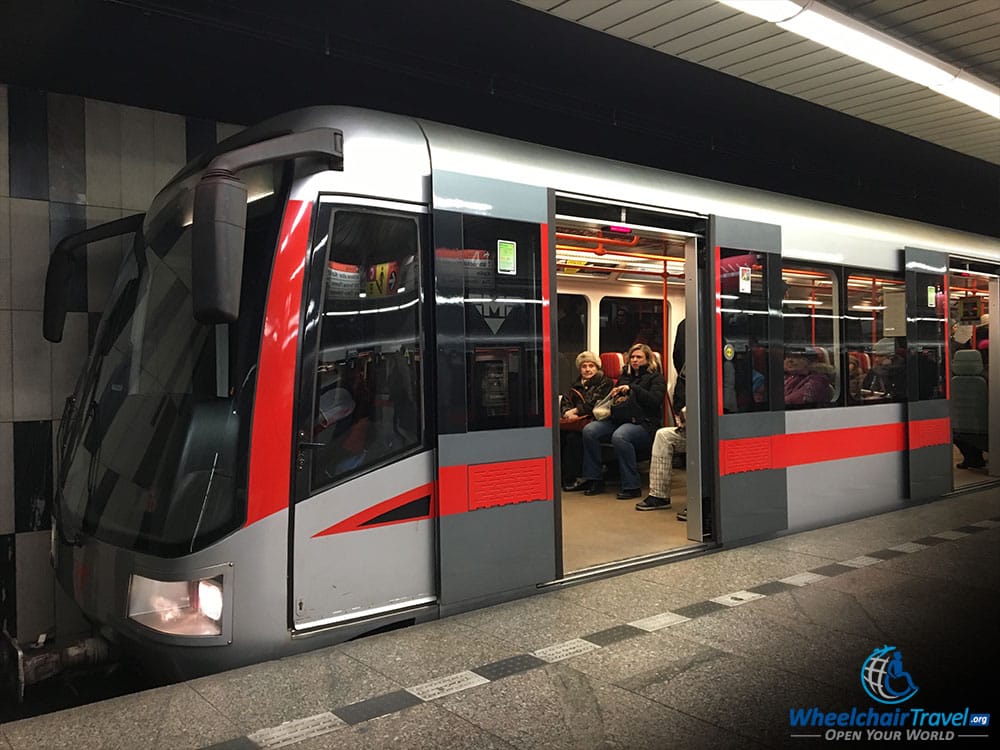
[719,249,769,413]
[845,272,907,404]
[462,216,545,431]
[557,293,588,395]
[908,270,947,401]
[782,265,841,409]
[598,297,664,358]
[309,208,424,491]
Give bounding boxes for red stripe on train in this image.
[312,482,435,536]
[246,200,312,526]
[719,417,950,475]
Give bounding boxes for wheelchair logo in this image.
[861,645,919,705]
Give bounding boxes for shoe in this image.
[616,488,642,500]
[635,495,671,511]
[563,478,591,492]
[582,481,606,496]
[676,509,687,522]
[956,460,986,469]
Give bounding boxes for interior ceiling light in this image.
[719,0,999,119]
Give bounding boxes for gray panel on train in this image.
[439,428,551,464]
[908,398,952,500]
[438,500,555,610]
[719,411,784,440]
[711,216,781,253]
[785,402,904,431]
[432,171,548,223]
[787,453,907,532]
[718,469,787,544]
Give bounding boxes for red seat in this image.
[600,352,624,382]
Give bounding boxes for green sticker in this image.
[497,240,517,275]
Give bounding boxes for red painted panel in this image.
[246,200,312,526]
[719,418,944,476]
[909,417,951,450]
[541,224,552,428]
[719,436,772,475]
[468,457,551,510]
[312,482,435,537]
[438,464,469,517]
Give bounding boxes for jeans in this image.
[581,420,653,491]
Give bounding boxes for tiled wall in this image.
[0,82,243,646]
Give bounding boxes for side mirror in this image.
[192,170,247,324]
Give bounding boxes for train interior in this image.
[552,194,998,575]
[553,194,705,573]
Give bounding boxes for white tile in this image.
[930,530,968,540]
[0,196,10,309]
[533,638,602,662]
[0,421,13,534]
[839,555,882,568]
[405,670,490,701]
[153,111,186,189]
[85,98,122,208]
[0,84,9,199]
[971,520,1000,529]
[11,310,52,420]
[0,310,12,421]
[248,712,345,749]
[889,542,928,554]
[121,105,156,212]
[780,571,829,586]
[710,590,766,607]
[14,530,56,643]
[52,312,88,407]
[628,611,691,632]
[9,198,49,312]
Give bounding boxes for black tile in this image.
[672,600,727,619]
[47,94,87,204]
[472,653,545,681]
[333,689,423,725]
[8,86,49,200]
[581,625,645,647]
[50,202,88,312]
[200,738,258,750]
[866,548,907,560]
[953,525,988,534]
[13,421,53,533]
[185,117,217,162]
[809,564,855,577]
[911,536,949,546]
[746,580,798,596]
[0,534,15,637]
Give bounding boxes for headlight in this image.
[127,574,224,636]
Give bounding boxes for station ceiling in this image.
[1,0,998,237]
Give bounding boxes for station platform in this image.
[2,484,998,750]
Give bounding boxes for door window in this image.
[307,207,425,493]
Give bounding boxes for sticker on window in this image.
[497,239,517,275]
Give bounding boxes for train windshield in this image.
[57,165,287,556]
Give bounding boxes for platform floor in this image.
[2,485,998,750]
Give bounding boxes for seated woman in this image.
[559,351,612,491]
[568,343,666,499]
[783,348,830,407]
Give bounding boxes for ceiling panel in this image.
[520,0,1000,165]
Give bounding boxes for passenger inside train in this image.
[559,351,612,490]
[861,337,907,401]
[783,347,831,407]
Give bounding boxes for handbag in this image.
[559,415,592,431]
[591,394,613,421]
[610,390,646,424]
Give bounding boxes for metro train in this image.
[42,106,999,680]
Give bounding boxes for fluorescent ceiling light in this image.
[719,0,1000,119]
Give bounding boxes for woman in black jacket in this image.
[567,343,667,499]
[559,351,612,490]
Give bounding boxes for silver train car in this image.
[43,106,999,679]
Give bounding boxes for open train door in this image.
[697,217,785,545]
[903,246,952,500]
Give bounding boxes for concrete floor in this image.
[1,485,997,750]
